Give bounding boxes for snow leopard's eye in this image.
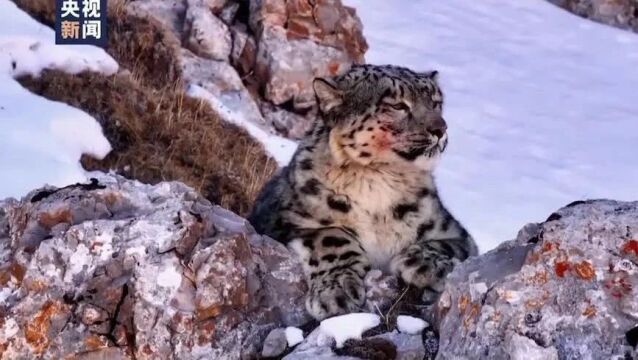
[386,102,411,112]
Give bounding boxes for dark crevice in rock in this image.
[626,326,638,347]
[334,337,397,360]
[30,178,106,203]
[564,200,588,208]
[104,284,129,346]
[545,212,562,222]
[421,324,439,360]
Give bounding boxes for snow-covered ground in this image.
[0,0,116,200]
[346,0,638,251]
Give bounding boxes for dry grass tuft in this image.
[13,0,278,214]
[19,71,276,215]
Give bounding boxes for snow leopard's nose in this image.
[427,116,447,139]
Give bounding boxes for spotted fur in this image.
[249,64,478,320]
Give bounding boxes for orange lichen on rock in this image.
[458,294,470,312]
[196,304,222,321]
[574,261,595,280]
[38,208,72,228]
[0,262,25,286]
[84,334,109,350]
[525,299,545,309]
[25,301,63,354]
[554,260,571,277]
[582,304,597,318]
[463,303,480,328]
[197,319,216,346]
[621,239,638,256]
[23,278,48,293]
[542,241,559,253]
[528,270,549,285]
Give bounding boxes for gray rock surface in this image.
[436,200,638,359]
[2,178,637,359]
[547,0,638,33]
[261,327,288,357]
[184,2,232,61]
[0,175,309,359]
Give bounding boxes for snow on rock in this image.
[346,0,638,251]
[187,84,298,165]
[0,0,115,200]
[396,315,428,335]
[286,326,305,347]
[0,174,310,359]
[319,313,381,348]
[436,200,638,359]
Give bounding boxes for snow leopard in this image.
[249,64,478,320]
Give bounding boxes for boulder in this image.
[2,179,637,359]
[183,1,233,61]
[249,0,368,136]
[436,200,638,359]
[547,0,638,33]
[127,0,368,140]
[0,175,309,359]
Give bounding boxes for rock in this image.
[203,0,228,14]
[261,100,314,139]
[126,0,369,141]
[250,0,367,109]
[179,49,267,128]
[373,331,425,360]
[184,2,232,61]
[0,175,309,359]
[436,200,638,359]
[255,27,353,108]
[127,0,188,38]
[229,24,258,78]
[547,0,638,33]
[261,328,288,357]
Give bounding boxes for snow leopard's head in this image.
[314,64,447,170]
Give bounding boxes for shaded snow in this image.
[285,326,305,347]
[0,0,116,200]
[396,315,428,335]
[157,263,183,289]
[187,84,298,166]
[319,312,380,347]
[345,0,638,251]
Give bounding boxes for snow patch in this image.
[157,264,183,289]
[396,315,428,335]
[285,327,304,347]
[187,84,297,166]
[0,317,18,338]
[0,1,115,199]
[319,313,380,347]
[65,244,90,282]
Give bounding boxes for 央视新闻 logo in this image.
[55,0,107,47]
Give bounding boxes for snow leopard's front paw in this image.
[391,242,456,299]
[305,270,366,320]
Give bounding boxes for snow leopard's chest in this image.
[323,169,437,269]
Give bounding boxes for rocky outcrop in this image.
[436,200,638,359]
[0,175,309,359]
[2,178,636,359]
[547,0,638,33]
[128,0,367,139]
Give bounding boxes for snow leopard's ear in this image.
[423,70,439,81]
[313,77,343,113]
